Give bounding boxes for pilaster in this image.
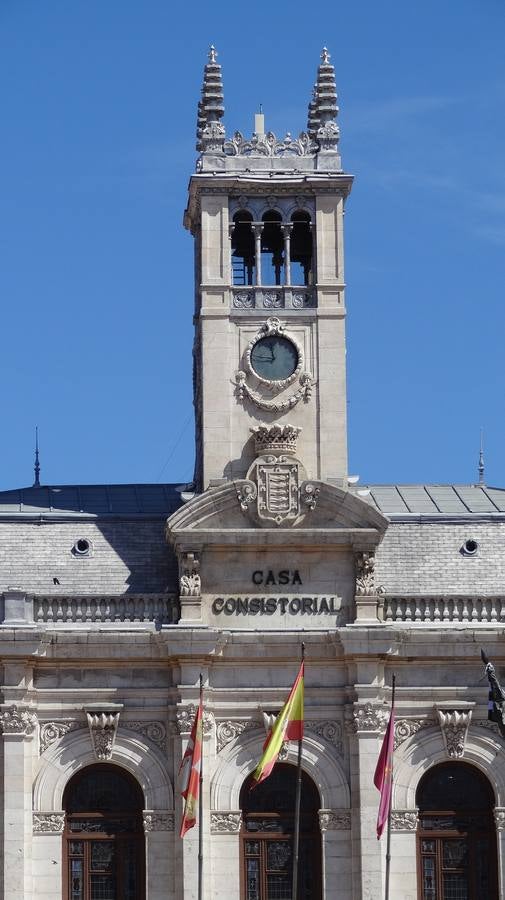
[0,705,37,900]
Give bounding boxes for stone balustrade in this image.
[384,594,505,624]
[0,591,179,626]
[231,286,316,311]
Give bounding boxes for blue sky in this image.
[1,0,504,490]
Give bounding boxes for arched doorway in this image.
[62,764,145,900]
[416,762,498,899]
[240,763,322,900]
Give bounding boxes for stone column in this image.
[494,808,505,898]
[389,811,418,899]
[319,809,352,899]
[210,812,242,899]
[346,701,388,899]
[281,223,293,286]
[32,813,65,900]
[252,224,263,286]
[143,811,176,900]
[0,705,37,900]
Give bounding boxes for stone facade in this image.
[0,46,504,900]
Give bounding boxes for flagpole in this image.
[384,673,396,900]
[291,642,305,900]
[198,673,203,900]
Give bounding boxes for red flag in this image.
[374,702,395,839]
[179,697,203,837]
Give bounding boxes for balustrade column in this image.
[252,224,263,286]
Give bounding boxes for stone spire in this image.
[307,47,340,152]
[196,45,225,153]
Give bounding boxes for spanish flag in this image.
[179,697,203,837]
[251,661,304,786]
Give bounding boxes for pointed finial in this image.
[307,47,339,151]
[196,45,225,152]
[478,427,485,485]
[33,426,41,487]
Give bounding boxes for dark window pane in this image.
[90,874,116,900]
[442,840,468,869]
[422,856,436,900]
[247,858,260,900]
[442,872,468,900]
[70,859,83,900]
[91,841,114,872]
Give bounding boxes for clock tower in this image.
[184,47,353,492]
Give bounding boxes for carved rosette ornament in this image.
[345,703,388,734]
[318,809,351,831]
[210,812,242,834]
[179,551,201,598]
[33,812,65,834]
[142,811,175,833]
[176,705,214,736]
[437,710,472,759]
[87,712,120,761]
[0,705,37,735]
[391,811,418,832]
[236,424,321,527]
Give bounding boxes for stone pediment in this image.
[166,479,388,552]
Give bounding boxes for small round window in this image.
[72,538,92,558]
[461,538,479,557]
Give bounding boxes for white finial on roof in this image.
[208,45,217,63]
[321,47,331,63]
[478,427,485,485]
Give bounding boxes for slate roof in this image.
[0,482,503,521]
[0,484,184,519]
[357,484,505,520]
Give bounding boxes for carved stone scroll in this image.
[123,721,167,751]
[40,720,84,753]
[33,812,65,834]
[210,812,242,833]
[438,710,472,759]
[216,720,260,753]
[318,809,351,831]
[394,718,436,750]
[87,711,120,761]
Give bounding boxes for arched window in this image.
[232,211,255,286]
[240,764,322,900]
[62,764,145,900]
[416,762,498,900]
[261,211,284,286]
[290,212,312,286]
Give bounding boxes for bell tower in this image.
[184,47,353,492]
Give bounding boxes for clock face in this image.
[250,336,299,381]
